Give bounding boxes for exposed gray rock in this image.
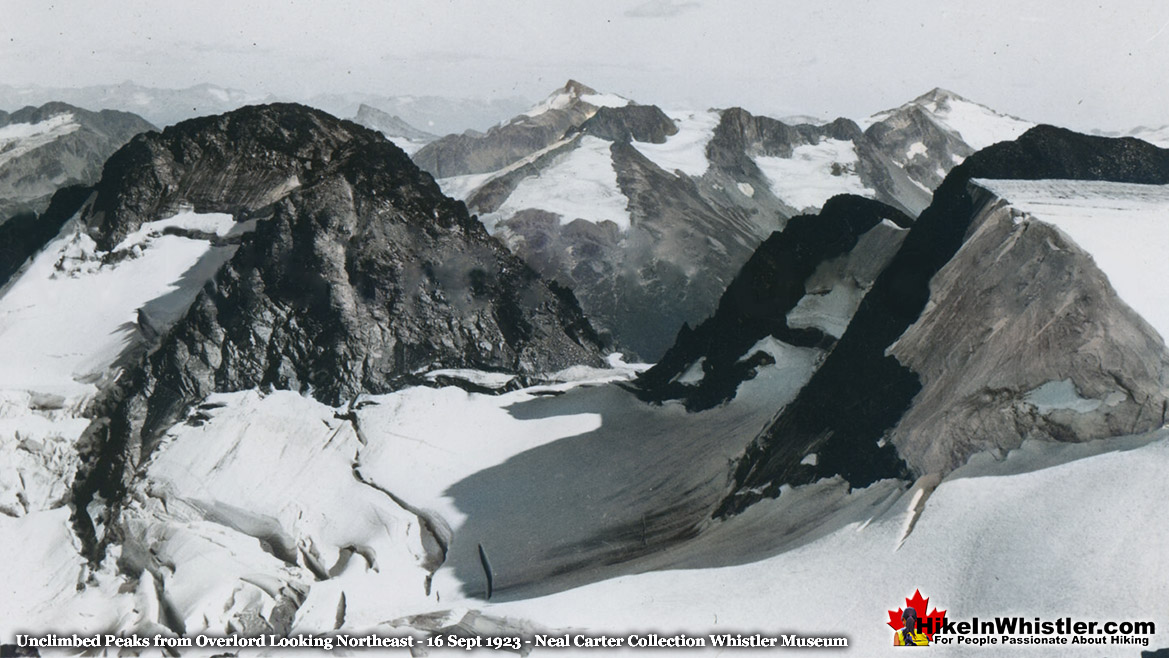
[491,138,778,358]
[467,103,930,360]
[636,195,912,411]
[575,105,677,144]
[706,107,930,217]
[864,88,1034,193]
[714,125,1169,518]
[888,183,1169,473]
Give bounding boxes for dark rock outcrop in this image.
[636,195,912,410]
[0,184,92,288]
[64,103,606,556]
[576,105,677,144]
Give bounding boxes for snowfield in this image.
[918,95,1033,151]
[754,138,876,212]
[0,211,253,643]
[631,110,720,177]
[972,179,1169,342]
[7,369,1165,656]
[0,211,238,397]
[0,112,81,168]
[522,88,628,119]
[479,136,632,230]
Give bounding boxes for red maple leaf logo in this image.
[887,589,947,640]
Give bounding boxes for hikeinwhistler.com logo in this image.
[887,589,1155,648]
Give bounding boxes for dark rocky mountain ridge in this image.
[45,103,605,557]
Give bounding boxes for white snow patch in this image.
[0,214,236,398]
[906,141,928,158]
[129,390,437,632]
[631,110,720,177]
[354,386,605,531]
[524,89,628,118]
[436,171,496,201]
[787,284,862,339]
[113,210,237,251]
[754,138,875,212]
[385,135,430,156]
[921,96,1034,151]
[973,178,1169,341]
[800,453,818,466]
[0,113,81,168]
[0,508,137,640]
[672,357,705,385]
[1024,379,1121,414]
[424,368,517,389]
[580,92,631,110]
[736,181,755,197]
[437,136,576,203]
[787,219,908,338]
[480,136,631,230]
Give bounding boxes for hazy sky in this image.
[2,0,1167,131]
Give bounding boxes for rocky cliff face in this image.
[636,195,912,410]
[886,181,1169,473]
[0,102,154,222]
[706,126,1169,517]
[60,103,604,552]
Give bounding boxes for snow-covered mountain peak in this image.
[912,86,968,106]
[868,87,1034,151]
[523,79,629,118]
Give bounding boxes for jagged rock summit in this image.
[64,102,605,469]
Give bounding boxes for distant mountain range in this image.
[0,82,528,134]
[416,81,1035,359]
